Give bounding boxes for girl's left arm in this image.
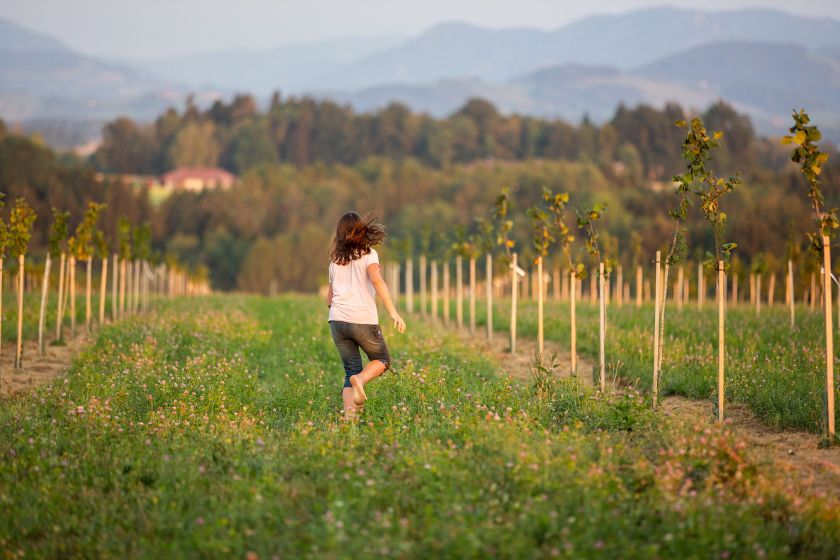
[368,264,406,333]
[326,284,333,308]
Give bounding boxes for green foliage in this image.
[117,218,133,260]
[782,109,835,251]
[8,198,37,258]
[48,208,70,257]
[576,202,606,265]
[0,193,8,259]
[134,223,152,261]
[71,202,105,260]
[526,203,552,260]
[450,225,479,259]
[93,230,109,260]
[492,186,515,261]
[674,118,741,270]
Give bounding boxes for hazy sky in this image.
[3,0,840,59]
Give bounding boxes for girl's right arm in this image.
[367,263,406,333]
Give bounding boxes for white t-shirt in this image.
[328,248,380,324]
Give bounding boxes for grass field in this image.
[1,295,839,557]
[426,296,840,433]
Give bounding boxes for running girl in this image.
[326,212,406,417]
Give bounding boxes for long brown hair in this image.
[330,211,386,265]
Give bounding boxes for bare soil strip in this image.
[442,323,840,500]
[0,336,87,397]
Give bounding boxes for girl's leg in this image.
[349,360,386,405]
[342,388,359,417]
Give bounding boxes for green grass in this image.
[1,295,838,557]
[428,295,839,433]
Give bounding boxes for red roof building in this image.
[161,167,236,192]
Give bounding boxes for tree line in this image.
[91,94,768,180]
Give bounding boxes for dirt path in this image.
[660,396,840,500]
[435,321,840,500]
[0,336,87,396]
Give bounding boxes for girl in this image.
[327,212,406,417]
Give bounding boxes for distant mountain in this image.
[133,35,405,94]
[0,18,67,52]
[3,8,840,148]
[636,41,840,125]
[336,64,717,124]
[315,8,840,90]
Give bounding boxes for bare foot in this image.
[349,375,367,405]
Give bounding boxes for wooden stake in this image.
[100,257,108,325]
[822,235,835,440]
[85,257,92,333]
[698,263,703,309]
[37,254,51,356]
[455,255,463,328]
[537,257,544,356]
[0,258,4,372]
[56,252,66,340]
[636,265,643,308]
[15,255,24,369]
[510,253,518,353]
[486,254,493,342]
[616,266,623,306]
[561,267,568,301]
[431,260,438,323]
[119,258,127,319]
[653,251,661,406]
[469,257,477,335]
[590,271,596,305]
[756,274,762,315]
[553,263,560,301]
[768,273,776,307]
[70,256,76,339]
[732,273,738,305]
[112,254,119,322]
[570,271,577,376]
[718,261,726,424]
[789,260,795,329]
[677,265,684,311]
[599,262,606,391]
[442,261,450,327]
[420,255,427,317]
[405,259,413,313]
